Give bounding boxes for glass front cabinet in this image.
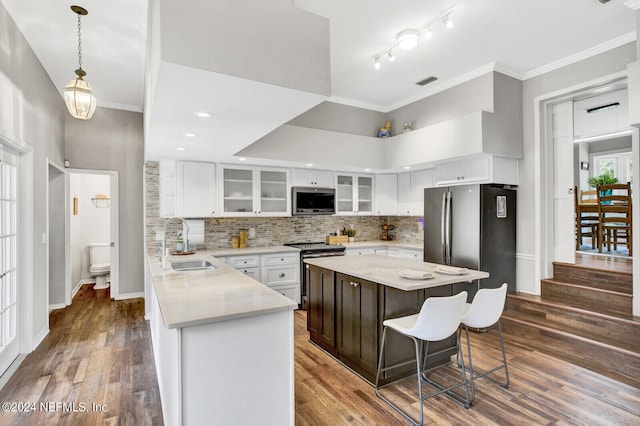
[335,173,374,215]
[220,166,290,216]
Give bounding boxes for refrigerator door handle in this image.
[445,192,452,264]
[440,192,447,263]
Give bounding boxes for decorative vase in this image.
[348,237,355,243]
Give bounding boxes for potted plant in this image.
[588,172,617,188]
[346,229,356,242]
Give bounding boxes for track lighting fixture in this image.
[371,5,455,70]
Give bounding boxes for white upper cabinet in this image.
[336,173,374,215]
[220,166,290,217]
[434,155,517,187]
[292,168,334,188]
[159,160,176,218]
[397,169,433,216]
[374,174,397,216]
[176,161,217,218]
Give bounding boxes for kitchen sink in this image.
[171,260,215,271]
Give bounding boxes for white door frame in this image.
[534,70,638,312]
[65,168,120,302]
[45,159,66,311]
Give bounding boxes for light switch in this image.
[156,231,165,241]
[249,228,256,238]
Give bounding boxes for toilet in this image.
[89,243,111,290]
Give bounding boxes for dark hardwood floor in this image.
[294,310,640,425]
[0,286,163,425]
[2,285,639,425]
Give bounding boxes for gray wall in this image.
[288,102,386,137]
[65,108,145,296]
[0,2,66,346]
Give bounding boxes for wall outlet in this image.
[156,231,165,241]
[248,228,256,239]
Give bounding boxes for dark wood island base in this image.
[307,265,458,385]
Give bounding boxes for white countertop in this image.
[147,250,296,329]
[304,254,489,291]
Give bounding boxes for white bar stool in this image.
[459,283,510,403]
[375,291,470,426]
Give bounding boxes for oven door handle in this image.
[302,252,346,259]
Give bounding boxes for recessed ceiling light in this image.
[176,147,186,151]
[404,166,411,170]
[306,163,313,167]
[184,132,197,138]
[194,111,213,118]
[365,168,371,172]
[238,157,247,161]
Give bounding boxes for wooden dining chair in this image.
[574,187,599,250]
[596,182,632,256]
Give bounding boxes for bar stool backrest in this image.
[462,283,508,329]
[409,291,468,341]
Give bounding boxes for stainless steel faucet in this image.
[161,217,190,266]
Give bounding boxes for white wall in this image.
[70,173,110,287]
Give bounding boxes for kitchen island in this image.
[145,250,297,426]
[304,254,489,384]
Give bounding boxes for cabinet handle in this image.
[350,281,359,287]
[279,273,285,278]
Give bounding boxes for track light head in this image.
[387,51,395,61]
[443,15,454,29]
[374,57,381,70]
[424,28,434,40]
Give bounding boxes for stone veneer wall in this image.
[145,162,424,255]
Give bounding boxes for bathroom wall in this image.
[70,173,111,287]
[144,162,424,255]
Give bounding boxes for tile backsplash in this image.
[145,162,423,254]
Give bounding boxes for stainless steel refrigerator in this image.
[424,184,516,301]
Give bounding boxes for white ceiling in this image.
[1,0,637,163]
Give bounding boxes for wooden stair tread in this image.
[507,293,640,323]
[502,315,640,358]
[541,278,632,296]
[554,260,632,276]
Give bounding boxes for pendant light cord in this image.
[77,12,83,70]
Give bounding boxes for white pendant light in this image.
[64,6,96,120]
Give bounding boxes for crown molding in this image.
[625,0,640,10]
[523,32,637,80]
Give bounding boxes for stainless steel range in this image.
[285,242,346,309]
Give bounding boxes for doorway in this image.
[66,169,119,302]
[47,160,66,310]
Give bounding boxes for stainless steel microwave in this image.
[292,187,335,215]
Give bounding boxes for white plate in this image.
[399,270,433,280]
[434,266,468,275]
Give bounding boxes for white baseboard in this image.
[73,279,95,298]
[0,354,27,391]
[48,303,66,312]
[115,292,144,300]
[31,326,49,352]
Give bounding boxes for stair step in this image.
[541,279,632,317]
[552,261,632,293]
[501,315,640,389]
[505,293,640,353]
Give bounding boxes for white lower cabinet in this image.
[345,248,376,256]
[261,252,300,304]
[221,255,261,281]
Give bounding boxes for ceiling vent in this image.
[598,0,611,3]
[415,76,438,86]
